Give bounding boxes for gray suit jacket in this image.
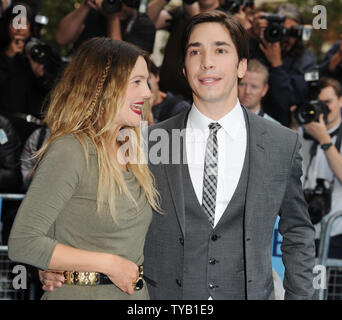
[144,106,316,300]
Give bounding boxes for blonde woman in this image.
[8,37,160,300]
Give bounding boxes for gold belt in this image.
[63,271,104,286]
[63,265,145,289]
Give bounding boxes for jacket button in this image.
[211,234,219,241]
[208,283,219,290]
[179,237,184,246]
[209,258,217,265]
[176,279,182,287]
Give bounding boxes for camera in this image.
[304,178,332,225]
[31,14,49,38]
[221,0,254,14]
[25,37,64,89]
[261,13,312,43]
[101,0,140,14]
[25,37,50,64]
[294,70,330,125]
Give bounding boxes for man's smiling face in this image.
[183,22,247,110]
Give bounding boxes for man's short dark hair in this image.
[181,10,249,65]
[320,77,342,98]
[150,61,160,76]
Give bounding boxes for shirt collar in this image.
[328,121,341,135]
[187,100,245,140]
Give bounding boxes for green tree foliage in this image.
[39,0,81,55]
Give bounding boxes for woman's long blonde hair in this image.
[37,38,160,220]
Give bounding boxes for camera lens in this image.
[102,0,122,14]
[295,102,318,125]
[264,24,284,43]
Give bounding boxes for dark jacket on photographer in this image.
[73,9,156,53]
[0,115,22,193]
[320,41,342,87]
[249,37,317,127]
[0,50,49,144]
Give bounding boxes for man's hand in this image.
[85,0,103,11]
[4,37,26,58]
[39,270,65,292]
[39,255,139,295]
[27,54,45,78]
[303,114,331,145]
[259,36,283,68]
[233,6,252,30]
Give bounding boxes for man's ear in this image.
[237,58,248,79]
[182,67,187,80]
[262,83,269,97]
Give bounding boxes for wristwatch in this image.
[321,142,333,151]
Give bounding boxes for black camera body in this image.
[261,13,312,43]
[261,13,286,43]
[221,0,254,14]
[295,70,330,125]
[102,0,141,14]
[25,37,50,64]
[304,178,332,225]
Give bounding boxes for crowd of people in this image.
[0,0,342,300]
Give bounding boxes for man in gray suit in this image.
[144,11,316,300]
[39,11,315,300]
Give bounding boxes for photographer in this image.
[296,78,342,262]
[0,2,48,144]
[249,3,316,127]
[56,0,156,53]
[320,37,342,87]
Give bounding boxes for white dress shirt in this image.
[185,100,247,227]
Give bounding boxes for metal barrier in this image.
[0,194,39,300]
[317,211,342,300]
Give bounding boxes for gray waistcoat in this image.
[182,141,250,300]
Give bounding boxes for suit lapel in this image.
[243,108,268,222]
[163,111,190,236]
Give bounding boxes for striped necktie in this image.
[202,122,221,227]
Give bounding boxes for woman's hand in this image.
[105,255,139,295]
[39,254,139,295]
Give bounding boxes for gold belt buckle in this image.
[63,271,100,286]
[134,265,144,291]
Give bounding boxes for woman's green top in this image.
[8,135,152,300]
